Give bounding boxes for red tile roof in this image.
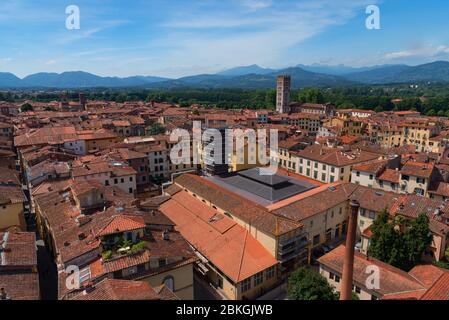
[96,215,146,237]
[159,190,278,283]
[378,169,400,183]
[69,278,177,300]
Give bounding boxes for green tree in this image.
[147,122,166,135]
[299,88,324,104]
[20,103,33,112]
[368,210,401,264]
[369,210,432,271]
[287,267,337,300]
[265,89,276,108]
[403,214,432,269]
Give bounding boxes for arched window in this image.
[163,276,174,291]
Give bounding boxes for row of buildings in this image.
[0,80,448,300]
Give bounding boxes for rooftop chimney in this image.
[340,199,360,300]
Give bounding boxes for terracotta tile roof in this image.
[174,174,301,236]
[68,278,175,300]
[31,179,72,196]
[296,145,379,167]
[378,169,400,183]
[339,135,360,145]
[318,245,427,297]
[408,264,447,288]
[77,128,117,141]
[271,183,357,222]
[0,273,39,300]
[159,190,278,283]
[0,168,20,185]
[400,161,435,178]
[390,195,449,236]
[14,126,78,147]
[350,185,398,213]
[0,185,26,204]
[72,160,136,178]
[420,273,449,300]
[352,160,387,174]
[95,215,146,237]
[34,190,140,265]
[0,232,37,267]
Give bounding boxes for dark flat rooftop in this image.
[205,168,318,205]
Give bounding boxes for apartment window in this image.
[114,178,118,184]
[306,168,311,176]
[369,174,374,180]
[313,234,320,246]
[356,171,360,177]
[299,167,303,174]
[254,271,264,286]
[330,176,335,183]
[129,188,133,194]
[158,258,166,267]
[314,171,318,179]
[307,160,311,166]
[379,180,384,188]
[314,163,318,169]
[331,167,335,173]
[340,168,344,174]
[360,208,366,217]
[120,178,124,183]
[266,266,275,279]
[416,177,425,184]
[402,175,410,181]
[129,177,133,182]
[321,173,326,181]
[241,278,251,292]
[414,188,425,196]
[329,272,335,280]
[105,180,110,186]
[322,164,327,170]
[335,275,341,283]
[369,211,376,219]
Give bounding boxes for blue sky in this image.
[1,0,449,78]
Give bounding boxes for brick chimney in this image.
[340,199,360,300]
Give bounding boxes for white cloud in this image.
[241,0,273,11]
[151,0,378,77]
[383,45,449,61]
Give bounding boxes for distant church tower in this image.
[276,75,291,114]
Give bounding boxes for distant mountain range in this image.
[1,61,449,89]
